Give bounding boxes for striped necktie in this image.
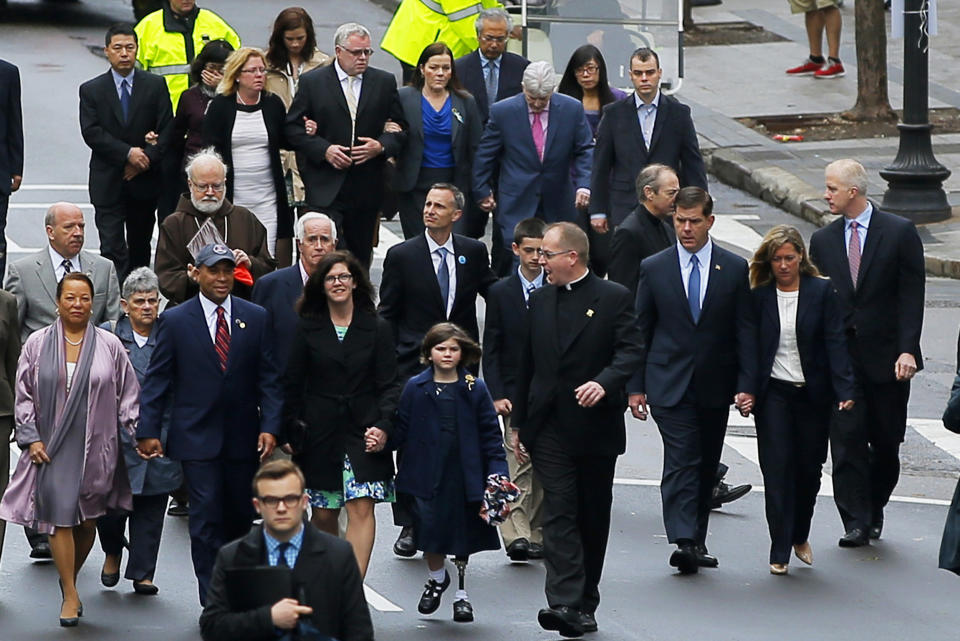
[848,221,861,288]
[214,306,230,371]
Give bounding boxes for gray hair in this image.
[185,146,228,182]
[636,164,677,201]
[44,201,83,228]
[122,266,159,299]
[825,159,869,196]
[430,182,466,211]
[475,7,513,33]
[522,61,558,97]
[295,211,338,243]
[334,22,371,48]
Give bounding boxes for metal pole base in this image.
[880,123,953,224]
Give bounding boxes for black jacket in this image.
[481,272,529,401]
[0,59,23,193]
[607,204,675,297]
[454,49,529,123]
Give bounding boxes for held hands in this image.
[511,429,528,465]
[628,393,648,420]
[27,441,51,465]
[271,598,314,630]
[734,392,755,417]
[493,398,513,416]
[136,438,163,459]
[351,137,383,165]
[258,433,277,461]
[574,381,606,408]
[477,194,497,213]
[364,426,387,453]
[895,353,918,381]
[838,399,855,411]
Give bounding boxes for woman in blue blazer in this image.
[750,225,855,575]
[390,322,508,623]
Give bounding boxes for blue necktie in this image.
[485,61,498,109]
[276,541,290,567]
[436,247,450,316]
[687,255,701,323]
[120,78,131,122]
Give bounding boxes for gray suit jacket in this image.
[5,248,121,342]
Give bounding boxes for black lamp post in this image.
[880,0,952,223]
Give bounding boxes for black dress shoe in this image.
[29,541,52,560]
[167,499,189,517]
[453,598,474,622]
[417,571,450,614]
[710,481,752,509]
[528,542,544,559]
[538,606,584,638]
[695,544,719,568]
[669,543,699,574]
[133,581,159,595]
[506,537,530,561]
[580,612,598,633]
[869,514,883,540]
[838,528,869,548]
[393,526,417,558]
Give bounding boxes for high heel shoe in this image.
[59,599,80,627]
[793,542,813,565]
[770,563,788,575]
[58,579,83,617]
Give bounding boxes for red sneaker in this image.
[786,59,823,75]
[815,62,845,78]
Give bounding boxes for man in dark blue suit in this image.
[482,217,546,561]
[628,187,757,575]
[0,58,23,280]
[473,61,593,274]
[251,212,336,371]
[137,242,283,605]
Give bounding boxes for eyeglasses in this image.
[480,34,507,43]
[240,67,267,75]
[576,64,599,76]
[537,248,574,259]
[340,47,374,58]
[324,273,354,284]
[257,493,303,508]
[189,181,225,193]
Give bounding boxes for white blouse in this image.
[771,289,805,384]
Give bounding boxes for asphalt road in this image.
[1,1,960,639]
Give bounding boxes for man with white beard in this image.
[155,147,277,305]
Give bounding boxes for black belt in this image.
[770,377,805,389]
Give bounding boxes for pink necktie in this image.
[848,221,861,287]
[532,112,545,162]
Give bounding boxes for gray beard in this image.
[191,194,223,214]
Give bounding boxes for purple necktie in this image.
[532,112,545,162]
[848,221,861,287]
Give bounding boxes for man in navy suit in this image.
[138,242,283,605]
[474,61,593,274]
[628,187,757,575]
[483,217,547,562]
[0,58,23,280]
[378,182,497,557]
[251,212,336,371]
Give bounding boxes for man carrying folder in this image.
[200,460,374,641]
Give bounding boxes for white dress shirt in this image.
[844,201,872,250]
[49,246,80,281]
[334,59,362,105]
[199,293,232,343]
[771,288,805,383]
[677,238,712,309]
[299,260,310,285]
[426,231,456,318]
[518,266,544,304]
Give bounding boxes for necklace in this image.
[64,335,83,346]
[236,91,261,106]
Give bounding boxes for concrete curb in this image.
[705,147,960,279]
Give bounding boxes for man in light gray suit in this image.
[4,201,120,559]
[6,201,121,343]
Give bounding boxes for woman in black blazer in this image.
[283,250,400,579]
[203,47,293,266]
[392,42,482,239]
[750,225,856,576]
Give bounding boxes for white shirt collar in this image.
[677,237,713,269]
[298,260,310,285]
[425,230,454,255]
[846,201,873,230]
[634,91,660,110]
[563,268,590,290]
[199,292,232,318]
[334,59,362,83]
[49,246,80,272]
[482,54,502,69]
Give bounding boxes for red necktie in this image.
[214,306,230,371]
[532,112,545,162]
[848,221,861,288]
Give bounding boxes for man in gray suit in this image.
[6,201,121,343]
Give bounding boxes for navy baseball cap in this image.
[195,243,236,267]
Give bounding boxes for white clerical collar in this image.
[563,269,589,290]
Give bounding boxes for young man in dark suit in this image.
[137,243,283,605]
[378,182,497,558]
[483,217,547,562]
[809,159,925,547]
[79,23,173,282]
[0,58,23,280]
[513,222,643,637]
[284,22,406,266]
[628,187,757,575]
[200,460,373,641]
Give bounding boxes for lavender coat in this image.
[0,322,139,534]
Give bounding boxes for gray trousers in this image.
[499,416,544,546]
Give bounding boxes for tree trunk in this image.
[843,0,896,121]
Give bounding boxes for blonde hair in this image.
[749,225,821,289]
[218,47,267,96]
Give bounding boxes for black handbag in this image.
[939,476,960,575]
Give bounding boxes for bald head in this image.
[45,202,86,259]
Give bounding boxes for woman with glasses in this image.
[282,250,400,579]
[558,44,627,138]
[204,47,293,267]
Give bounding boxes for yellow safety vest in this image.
[381,0,501,67]
[135,7,241,110]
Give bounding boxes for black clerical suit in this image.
[607,204,674,297]
[808,206,924,533]
[629,241,757,548]
[513,272,643,615]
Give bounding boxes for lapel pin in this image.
[235,318,245,329]
[586,309,595,317]
[458,255,466,264]
[714,264,722,271]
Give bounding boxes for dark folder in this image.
[224,566,294,610]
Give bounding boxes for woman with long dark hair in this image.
[558,44,627,137]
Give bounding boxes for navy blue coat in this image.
[251,264,303,371]
[391,368,508,502]
[103,317,182,495]
[138,295,283,461]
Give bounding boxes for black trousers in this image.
[532,424,617,614]
[96,492,168,581]
[94,192,158,282]
[325,171,383,267]
[0,192,9,279]
[755,380,830,563]
[831,363,910,531]
[652,390,729,545]
[181,458,258,605]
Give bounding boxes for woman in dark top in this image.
[203,47,293,267]
[393,42,482,239]
[283,250,399,579]
[749,225,855,575]
[558,44,628,137]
